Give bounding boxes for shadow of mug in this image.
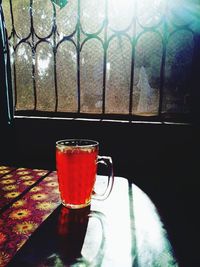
[44,205,106,267]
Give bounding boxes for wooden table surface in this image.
[5,175,178,267]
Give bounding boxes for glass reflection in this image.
[44,206,106,267]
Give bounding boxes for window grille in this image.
[2,0,199,122]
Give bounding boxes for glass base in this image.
[62,200,91,209]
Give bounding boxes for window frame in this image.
[3,0,200,125]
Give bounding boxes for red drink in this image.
[56,140,98,208]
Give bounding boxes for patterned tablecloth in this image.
[0,166,61,267]
[0,166,15,178]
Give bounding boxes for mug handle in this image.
[92,156,114,201]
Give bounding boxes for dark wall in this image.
[11,118,198,189]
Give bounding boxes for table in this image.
[0,165,178,267]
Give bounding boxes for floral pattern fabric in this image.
[0,166,15,178]
[0,167,61,267]
[0,167,49,209]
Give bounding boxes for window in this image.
[2,0,199,121]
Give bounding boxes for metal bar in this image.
[102,0,108,114]
[77,0,81,113]
[9,0,17,109]
[158,13,168,119]
[129,0,137,117]
[30,0,37,111]
[52,4,58,112]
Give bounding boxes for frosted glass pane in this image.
[81,0,105,34]
[106,36,131,114]
[15,44,34,110]
[137,0,164,28]
[80,39,103,113]
[57,41,77,112]
[163,30,194,114]
[56,0,77,37]
[13,0,30,39]
[35,42,55,111]
[108,0,134,31]
[167,0,193,27]
[133,32,162,115]
[2,1,12,37]
[33,0,53,38]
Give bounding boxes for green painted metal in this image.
[51,0,68,9]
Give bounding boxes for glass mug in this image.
[56,139,114,209]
